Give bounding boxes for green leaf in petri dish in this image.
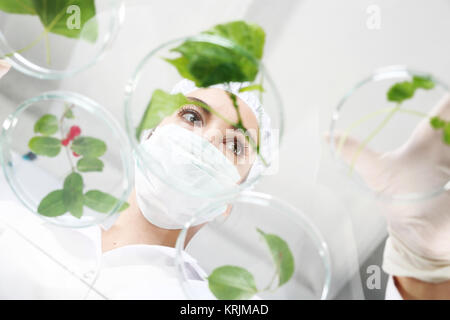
[136,89,190,139]
[77,157,104,172]
[412,75,435,90]
[37,189,67,217]
[256,228,295,287]
[28,136,61,157]
[84,190,129,213]
[165,20,265,88]
[71,136,107,158]
[32,0,98,42]
[0,0,36,15]
[62,172,84,219]
[34,114,58,136]
[207,265,258,300]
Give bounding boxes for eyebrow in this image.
[187,97,211,115]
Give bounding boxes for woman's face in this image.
[158,87,259,181]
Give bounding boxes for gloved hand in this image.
[329,93,450,283]
[0,60,10,78]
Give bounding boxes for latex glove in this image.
[330,93,450,283]
[0,60,10,78]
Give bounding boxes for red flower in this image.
[68,125,81,140]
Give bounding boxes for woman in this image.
[0,60,448,299]
[0,60,271,299]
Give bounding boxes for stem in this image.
[262,268,278,292]
[2,4,67,63]
[349,104,401,172]
[398,108,427,118]
[1,30,47,59]
[60,107,75,172]
[192,97,269,166]
[337,107,428,157]
[228,91,268,166]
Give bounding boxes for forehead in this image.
[186,87,259,136]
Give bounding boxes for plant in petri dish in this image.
[28,104,128,219]
[336,75,444,172]
[206,228,295,300]
[0,0,98,65]
[136,20,268,165]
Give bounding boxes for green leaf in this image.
[84,190,129,213]
[28,136,61,157]
[443,124,450,145]
[412,75,435,90]
[136,89,190,139]
[256,228,294,287]
[71,136,107,158]
[165,20,265,87]
[77,157,104,172]
[430,116,446,129]
[37,190,67,217]
[62,172,84,218]
[0,0,36,15]
[167,41,259,88]
[34,114,58,136]
[64,108,75,119]
[204,20,266,60]
[239,84,265,93]
[163,56,196,82]
[207,266,258,300]
[31,0,98,42]
[387,81,415,103]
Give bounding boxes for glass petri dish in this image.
[0,0,124,79]
[124,35,284,202]
[0,201,107,299]
[0,91,133,228]
[328,66,450,201]
[175,191,331,300]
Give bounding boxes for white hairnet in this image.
[171,79,272,186]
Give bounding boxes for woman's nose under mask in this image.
[135,124,241,229]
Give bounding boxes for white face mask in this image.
[135,124,241,229]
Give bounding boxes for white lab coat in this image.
[0,201,213,300]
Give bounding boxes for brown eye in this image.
[179,107,203,127]
[226,137,243,156]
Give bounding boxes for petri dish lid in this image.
[0,0,124,79]
[0,201,107,299]
[328,65,450,201]
[0,91,134,228]
[124,35,284,200]
[174,191,331,300]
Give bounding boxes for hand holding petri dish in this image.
[328,66,450,201]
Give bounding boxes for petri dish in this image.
[328,66,450,201]
[124,35,284,202]
[0,91,134,228]
[175,191,331,300]
[0,201,107,299]
[0,0,124,79]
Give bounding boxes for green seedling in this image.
[0,0,98,65]
[136,20,268,165]
[28,104,129,219]
[206,228,295,300]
